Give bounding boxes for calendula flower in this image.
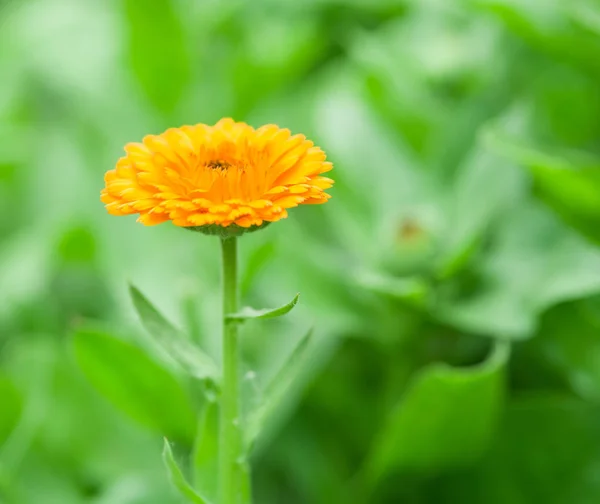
[101,118,333,236]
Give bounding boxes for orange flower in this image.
[101,118,333,234]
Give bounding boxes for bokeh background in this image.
[2,0,600,502]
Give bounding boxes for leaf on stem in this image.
[163,439,211,504]
[245,328,313,449]
[226,293,300,323]
[129,285,219,381]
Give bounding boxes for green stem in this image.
[219,237,242,504]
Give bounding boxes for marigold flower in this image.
[101,118,333,235]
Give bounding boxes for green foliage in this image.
[130,285,220,381]
[484,129,600,244]
[365,341,509,485]
[426,397,600,504]
[472,0,600,76]
[0,375,21,446]
[73,328,196,443]
[529,300,600,401]
[123,0,191,115]
[240,241,276,296]
[245,328,313,451]
[2,0,600,502]
[357,272,430,308]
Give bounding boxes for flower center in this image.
[206,159,232,170]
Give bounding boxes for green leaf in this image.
[240,241,276,296]
[245,328,313,449]
[364,340,510,486]
[533,301,600,401]
[485,396,600,504]
[123,0,191,114]
[436,139,526,280]
[130,285,219,381]
[163,439,211,504]
[436,199,600,339]
[0,376,22,446]
[426,396,600,504]
[226,293,300,323]
[483,128,600,244]
[356,272,429,308]
[472,0,600,77]
[73,327,196,442]
[570,1,600,36]
[192,401,219,503]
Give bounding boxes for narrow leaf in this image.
[226,293,300,323]
[163,439,211,504]
[245,328,313,448]
[73,328,196,442]
[192,401,219,503]
[130,285,219,381]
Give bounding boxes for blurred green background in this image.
[2,0,600,502]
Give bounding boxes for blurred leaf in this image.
[484,396,600,504]
[226,293,300,323]
[570,1,600,36]
[245,328,313,450]
[473,0,600,77]
[123,0,190,114]
[484,128,600,244]
[0,229,50,320]
[0,337,56,479]
[240,240,276,296]
[436,235,482,281]
[0,375,21,446]
[163,439,211,504]
[437,200,600,339]
[192,400,219,503]
[240,460,252,504]
[73,328,196,442]
[435,141,526,279]
[365,340,509,485]
[349,24,442,154]
[356,272,429,308]
[57,225,96,264]
[527,64,600,149]
[427,396,600,504]
[181,290,202,346]
[130,285,219,381]
[535,301,600,401]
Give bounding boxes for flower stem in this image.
[220,236,242,504]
